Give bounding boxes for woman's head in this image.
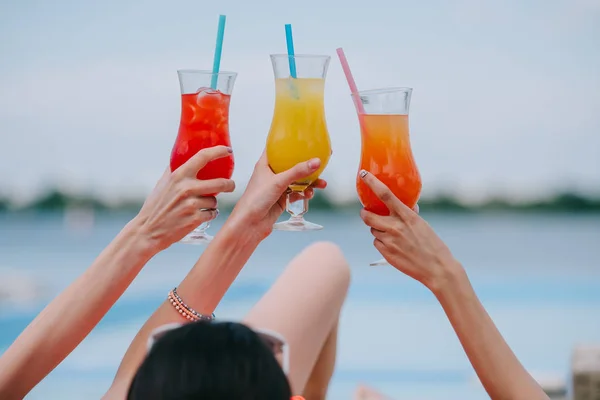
[127,321,292,400]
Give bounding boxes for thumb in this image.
[275,158,321,188]
[156,167,171,185]
[179,145,232,177]
[151,167,171,192]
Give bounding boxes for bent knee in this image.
[301,241,351,288]
[303,241,344,259]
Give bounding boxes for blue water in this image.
[1,210,599,399]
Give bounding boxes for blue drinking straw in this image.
[211,14,227,90]
[285,24,297,78]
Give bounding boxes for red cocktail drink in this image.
[170,89,234,186]
[170,70,237,244]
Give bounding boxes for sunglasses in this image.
[147,322,290,375]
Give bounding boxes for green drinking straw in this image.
[284,24,297,78]
[210,14,227,90]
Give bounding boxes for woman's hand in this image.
[358,170,459,291]
[133,145,235,254]
[229,151,327,240]
[359,171,551,400]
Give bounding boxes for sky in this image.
[1,0,599,205]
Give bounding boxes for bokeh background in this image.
[1,0,599,399]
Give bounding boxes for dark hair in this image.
[127,321,292,400]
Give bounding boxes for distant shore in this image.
[1,189,600,214]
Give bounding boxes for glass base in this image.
[179,228,213,245]
[273,216,323,232]
[369,258,389,266]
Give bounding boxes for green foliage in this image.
[417,196,470,212]
[27,190,108,211]
[309,190,335,210]
[1,189,599,214]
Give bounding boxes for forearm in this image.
[433,264,548,400]
[175,219,262,314]
[108,216,262,397]
[0,219,155,400]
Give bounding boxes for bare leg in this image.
[354,385,393,400]
[243,241,351,395]
[303,320,339,400]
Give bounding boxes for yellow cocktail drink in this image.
[267,53,331,231]
[267,78,331,191]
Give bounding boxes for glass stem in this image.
[194,209,215,232]
[196,220,210,232]
[286,191,309,220]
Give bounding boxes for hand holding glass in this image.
[354,88,422,265]
[266,55,332,231]
[170,70,237,244]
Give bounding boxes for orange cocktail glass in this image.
[170,70,237,245]
[354,87,421,265]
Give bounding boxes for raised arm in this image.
[0,146,234,400]
[105,152,325,399]
[433,263,549,400]
[358,170,549,400]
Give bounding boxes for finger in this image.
[413,204,419,214]
[196,196,218,210]
[288,189,312,203]
[179,145,232,177]
[360,209,393,231]
[255,149,268,168]
[159,166,171,180]
[187,178,236,196]
[152,167,172,189]
[311,179,327,189]
[288,179,323,202]
[195,208,218,224]
[370,227,386,241]
[182,197,218,214]
[275,158,321,189]
[373,238,387,253]
[373,238,388,258]
[359,170,410,218]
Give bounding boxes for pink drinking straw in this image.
[336,48,366,114]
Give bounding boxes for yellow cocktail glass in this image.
[266,54,332,231]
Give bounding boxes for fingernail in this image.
[307,158,321,169]
[215,209,220,217]
[226,147,233,153]
[359,169,368,178]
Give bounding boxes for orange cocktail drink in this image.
[356,113,421,215]
[355,88,421,214]
[355,87,421,266]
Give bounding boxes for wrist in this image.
[427,258,468,298]
[226,209,271,242]
[176,213,263,314]
[119,217,160,261]
[219,214,264,248]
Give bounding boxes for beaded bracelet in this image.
[167,287,215,322]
